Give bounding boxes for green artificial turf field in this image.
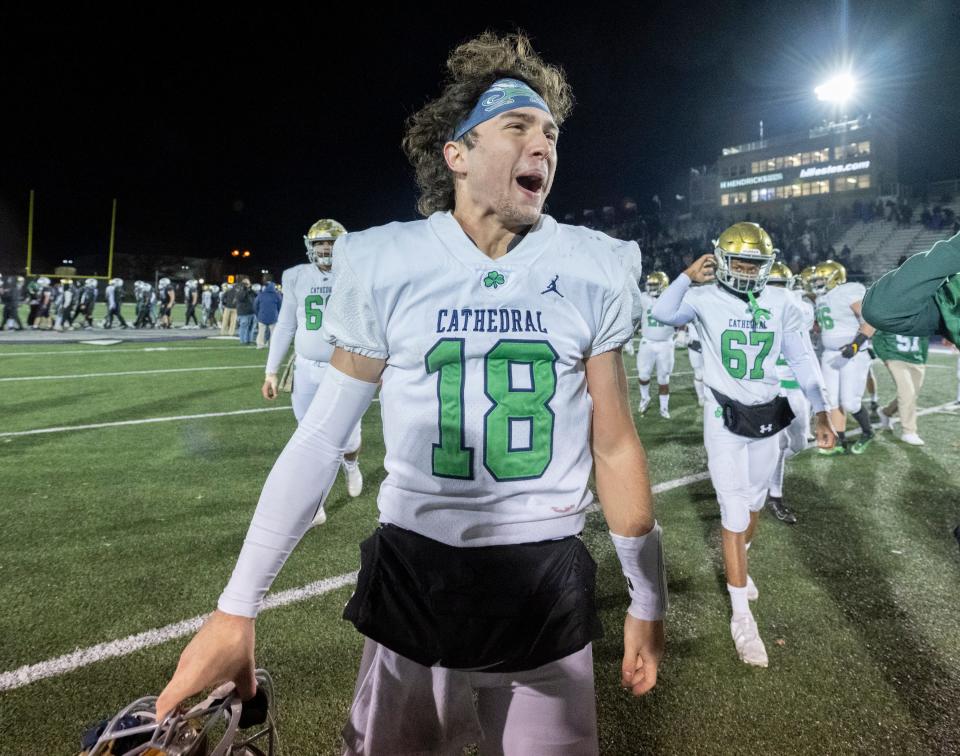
[1,338,958,754]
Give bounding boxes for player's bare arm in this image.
[586,348,665,696]
[684,253,717,284]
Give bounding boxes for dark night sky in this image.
[1,1,958,274]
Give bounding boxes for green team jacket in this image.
[862,230,960,342]
[871,331,929,364]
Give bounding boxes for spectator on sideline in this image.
[235,278,257,345]
[1,275,24,330]
[220,283,238,335]
[254,279,282,349]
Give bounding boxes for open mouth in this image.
[516,173,545,194]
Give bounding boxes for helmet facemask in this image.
[306,240,334,271]
[714,250,774,294]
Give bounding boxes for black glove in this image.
[840,333,868,359]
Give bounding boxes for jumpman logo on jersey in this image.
[540,275,564,297]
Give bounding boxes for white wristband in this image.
[610,522,668,621]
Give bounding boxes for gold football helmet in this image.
[713,222,775,293]
[303,218,347,270]
[766,260,793,287]
[646,271,670,297]
[810,260,847,295]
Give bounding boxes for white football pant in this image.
[636,339,675,384]
[820,348,871,413]
[342,639,598,756]
[704,392,779,533]
[768,388,810,499]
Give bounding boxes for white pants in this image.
[293,355,362,451]
[704,392,779,533]
[636,339,675,384]
[768,388,810,498]
[820,348,871,413]
[342,639,598,756]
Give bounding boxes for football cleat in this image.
[850,435,874,455]
[638,397,651,415]
[899,433,924,446]
[344,462,363,498]
[731,614,768,668]
[80,668,277,755]
[659,408,671,420]
[767,496,797,525]
[818,444,845,456]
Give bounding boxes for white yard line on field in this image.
[0,365,265,382]
[0,346,242,357]
[0,399,382,438]
[0,572,359,693]
[0,406,292,437]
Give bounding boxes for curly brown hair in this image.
[402,31,574,217]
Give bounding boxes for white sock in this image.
[342,457,359,471]
[640,383,650,400]
[728,584,750,618]
[659,394,669,412]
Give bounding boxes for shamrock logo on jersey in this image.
[483,271,506,289]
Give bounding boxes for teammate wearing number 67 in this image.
[652,222,836,668]
[261,217,365,518]
[158,32,664,755]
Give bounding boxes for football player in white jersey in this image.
[812,260,876,455]
[262,218,364,513]
[157,33,665,754]
[764,262,816,524]
[636,271,676,418]
[652,222,834,667]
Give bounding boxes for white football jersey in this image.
[612,240,644,329]
[265,264,335,374]
[638,292,675,342]
[816,282,865,350]
[323,211,637,547]
[776,290,815,383]
[680,283,806,405]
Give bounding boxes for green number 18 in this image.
[425,338,558,481]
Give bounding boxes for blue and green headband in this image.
[452,78,552,141]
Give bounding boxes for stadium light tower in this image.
[815,73,856,106]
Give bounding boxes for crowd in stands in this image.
[562,194,959,284]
